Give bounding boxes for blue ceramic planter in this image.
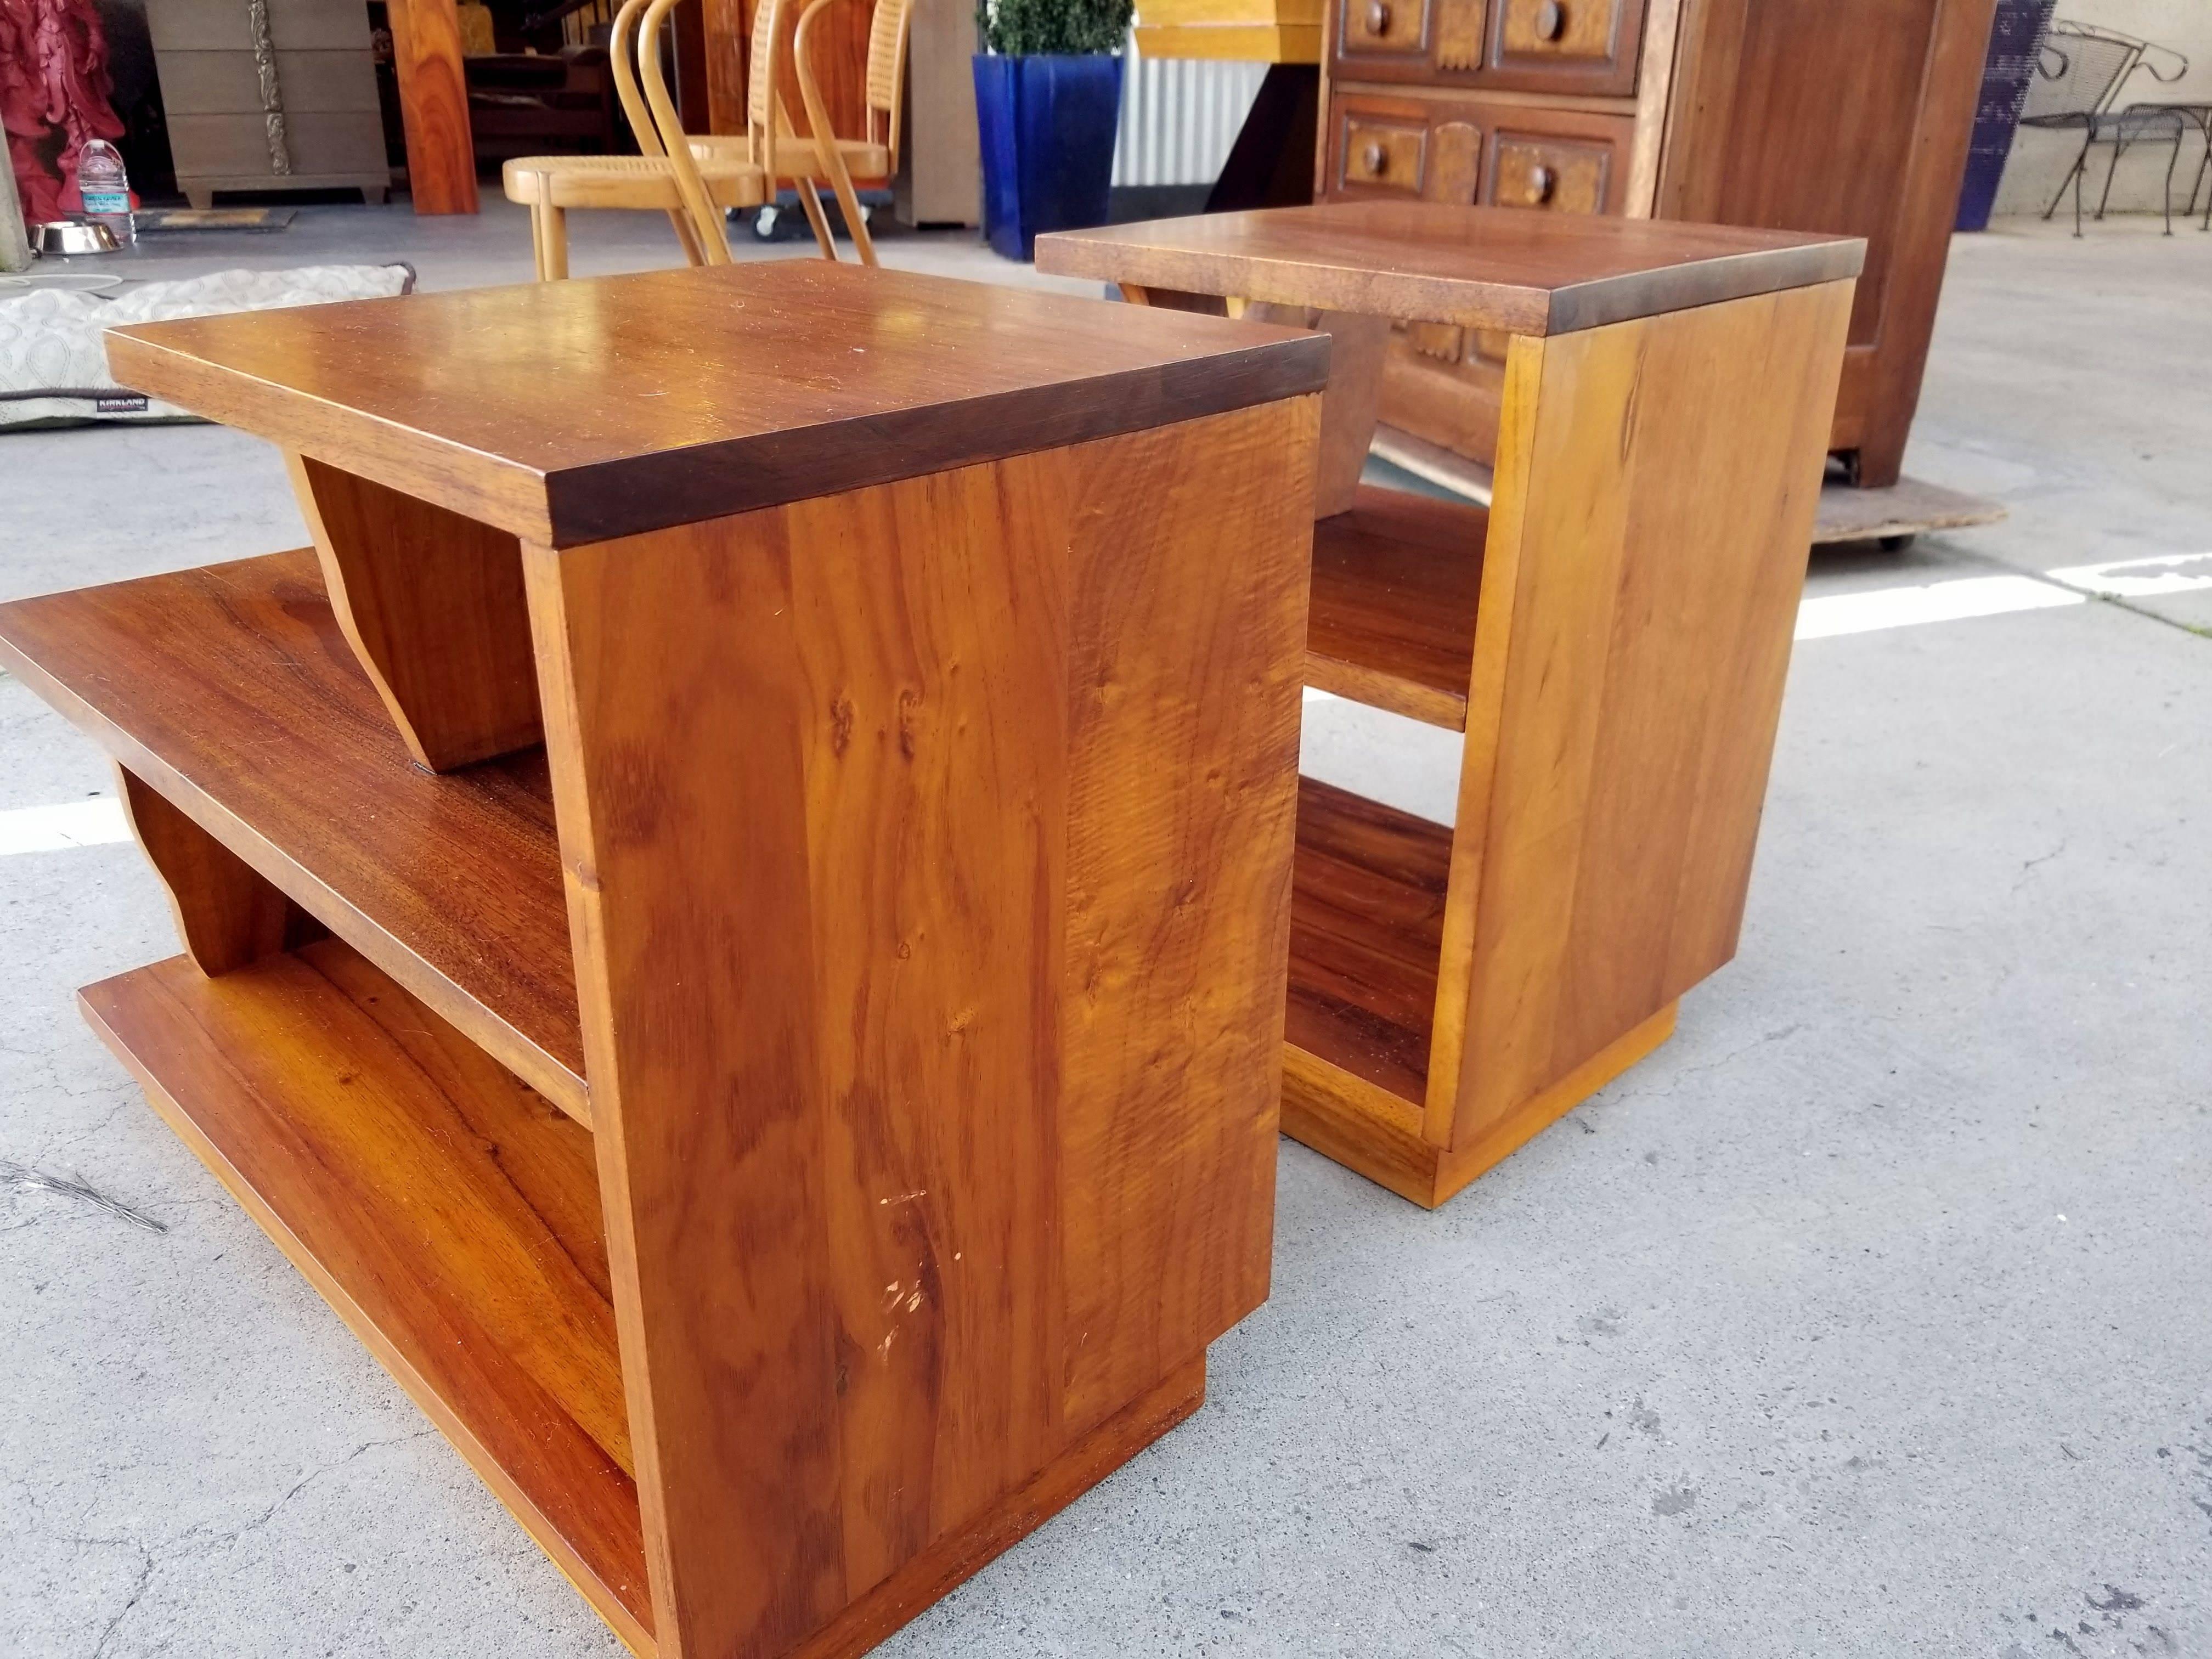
[973,53,1125,261]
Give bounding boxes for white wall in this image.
[1993,0,2212,218]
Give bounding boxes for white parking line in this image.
[0,560,2171,857]
[2047,551,2212,597]
[1792,573,2084,640]
[0,797,131,856]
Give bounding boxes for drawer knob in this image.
[1527,163,1556,204]
[1534,0,1564,40]
[1362,140,1387,175]
[1366,0,1391,33]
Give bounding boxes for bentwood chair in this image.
[674,0,913,266]
[503,0,831,275]
[648,0,842,262]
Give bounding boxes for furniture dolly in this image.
[0,261,1328,1658]
[1040,202,1862,1209]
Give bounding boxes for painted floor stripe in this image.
[0,797,132,856]
[0,564,2143,855]
[1793,574,2083,640]
[2047,551,2212,598]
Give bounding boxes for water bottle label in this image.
[82,190,129,215]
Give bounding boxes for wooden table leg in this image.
[386,0,479,216]
[289,454,543,771]
[1125,289,1388,518]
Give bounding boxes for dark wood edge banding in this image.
[104,330,556,540]
[1544,240,1866,333]
[105,330,1331,550]
[1037,236,1866,337]
[540,341,1332,547]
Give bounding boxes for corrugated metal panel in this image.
[1113,42,1268,187]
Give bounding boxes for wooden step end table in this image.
[1041,204,1865,1210]
[0,260,1328,1658]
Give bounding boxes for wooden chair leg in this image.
[528,200,552,281]
[543,204,571,279]
[820,160,876,267]
[665,207,704,266]
[794,178,838,261]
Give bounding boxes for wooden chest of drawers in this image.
[146,0,392,208]
[1317,0,1997,487]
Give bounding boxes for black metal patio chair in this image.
[2019,19,2190,234]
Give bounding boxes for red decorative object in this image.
[1,0,127,224]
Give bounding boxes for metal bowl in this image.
[31,221,121,257]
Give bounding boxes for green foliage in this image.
[977,0,1132,56]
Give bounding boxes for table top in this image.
[106,259,1331,547]
[1037,204,1866,337]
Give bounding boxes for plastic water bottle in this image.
[76,140,136,247]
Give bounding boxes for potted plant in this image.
[973,0,1132,260]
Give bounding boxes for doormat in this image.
[137,208,298,234]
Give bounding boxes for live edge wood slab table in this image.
[0,260,1328,1658]
[1040,203,1865,1211]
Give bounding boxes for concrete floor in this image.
[1,204,2208,1658]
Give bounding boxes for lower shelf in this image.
[1284,781,1681,1209]
[1306,484,1487,730]
[1286,776,1449,1113]
[80,939,653,1654]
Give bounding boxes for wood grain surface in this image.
[290,455,544,771]
[526,398,1313,1658]
[385,0,479,214]
[80,943,647,1646]
[1282,997,1677,1207]
[118,766,321,974]
[1037,202,1863,336]
[1434,280,1853,1148]
[1657,0,1995,486]
[1286,776,1450,1112]
[104,261,1331,547]
[0,552,584,1118]
[1307,484,1486,728]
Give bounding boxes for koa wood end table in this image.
[0,260,1329,1658]
[1039,204,1865,1210]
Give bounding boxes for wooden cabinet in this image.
[1486,0,1644,93]
[1324,92,1633,446]
[1319,0,1998,487]
[0,262,1327,1657]
[1327,89,1632,204]
[1339,0,1433,60]
[145,0,392,207]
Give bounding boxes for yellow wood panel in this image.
[1430,279,1855,1149]
[1135,21,1322,58]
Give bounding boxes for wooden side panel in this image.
[290,455,543,772]
[386,0,478,214]
[1248,302,1385,518]
[1658,0,1995,481]
[1054,407,1310,1425]
[119,766,318,974]
[1437,280,1851,1147]
[525,400,1313,1658]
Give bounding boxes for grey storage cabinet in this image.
[148,0,391,207]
